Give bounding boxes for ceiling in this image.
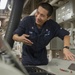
[23,0,69,15]
[0,0,69,19]
[0,0,69,30]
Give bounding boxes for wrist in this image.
[63,46,69,49]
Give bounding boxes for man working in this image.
[12,2,75,66]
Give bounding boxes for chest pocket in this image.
[44,30,51,44]
[44,29,50,37]
[25,26,37,38]
[28,31,36,38]
[25,27,51,51]
[25,27,39,50]
[36,29,51,50]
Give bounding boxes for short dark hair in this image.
[38,2,53,17]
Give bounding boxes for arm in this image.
[63,35,75,60]
[12,34,33,46]
[63,35,70,48]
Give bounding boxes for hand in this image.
[63,48,75,61]
[19,34,33,46]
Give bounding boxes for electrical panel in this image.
[56,0,75,24]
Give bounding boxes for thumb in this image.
[23,34,30,37]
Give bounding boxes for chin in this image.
[36,21,39,25]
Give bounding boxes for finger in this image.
[72,54,75,56]
[63,56,66,59]
[67,55,74,60]
[24,42,32,46]
[23,38,33,45]
[25,38,33,44]
[69,55,75,61]
[65,55,75,61]
[23,42,32,46]
[22,34,33,44]
[67,53,75,60]
[23,34,30,37]
[64,55,69,60]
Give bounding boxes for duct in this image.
[30,0,60,16]
[8,4,12,11]
[7,0,13,11]
[5,0,29,48]
[70,22,74,46]
[49,0,59,5]
[23,0,30,9]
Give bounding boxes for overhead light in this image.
[0,0,8,10]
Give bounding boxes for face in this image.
[35,6,50,27]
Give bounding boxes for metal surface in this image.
[0,61,24,75]
[56,0,75,24]
[0,37,29,75]
[5,0,25,48]
[49,0,59,5]
[37,58,75,75]
[50,37,63,50]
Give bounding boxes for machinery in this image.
[38,58,75,75]
[0,61,24,75]
[0,37,75,75]
[0,0,75,75]
[0,37,55,75]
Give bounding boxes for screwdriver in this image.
[60,68,69,72]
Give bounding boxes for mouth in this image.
[36,19,41,24]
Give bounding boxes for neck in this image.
[37,24,42,29]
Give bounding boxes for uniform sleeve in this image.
[55,27,69,40]
[13,17,28,36]
[51,20,70,40]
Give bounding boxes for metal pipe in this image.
[70,22,74,46]
[5,0,29,48]
[23,0,29,8]
[30,0,60,16]
[50,0,59,5]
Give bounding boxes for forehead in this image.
[37,6,48,16]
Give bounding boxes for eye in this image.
[41,14,45,17]
[36,10,45,18]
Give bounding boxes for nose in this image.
[36,14,41,19]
